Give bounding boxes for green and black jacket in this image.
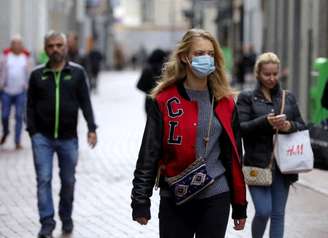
[27,61,97,139]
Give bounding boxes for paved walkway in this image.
[0,70,328,238]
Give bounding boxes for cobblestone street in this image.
[0,71,328,238]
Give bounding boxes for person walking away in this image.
[0,34,33,149]
[113,42,125,70]
[131,28,247,238]
[237,52,306,238]
[85,47,103,92]
[67,32,85,66]
[136,48,167,114]
[235,44,257,90]
[26,31,97,238]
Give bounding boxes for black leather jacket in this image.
[237,83,306,183]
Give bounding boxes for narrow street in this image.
[0,70,327,238]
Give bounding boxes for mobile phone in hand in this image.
[275,114,286,120]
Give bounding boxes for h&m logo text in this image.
[286,144,304,156]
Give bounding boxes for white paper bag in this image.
[274,130,314,174]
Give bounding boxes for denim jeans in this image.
[1,91,26,144]
[31,133,78,225]
[249,168,290,238]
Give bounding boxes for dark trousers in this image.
[159,192,230,238]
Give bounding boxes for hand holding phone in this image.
[272,114,287,130]
[267,113,286,128]
[275,114,286,121]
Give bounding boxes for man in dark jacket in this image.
[27,31,97,238]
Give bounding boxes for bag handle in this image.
[270,90,286,168]
[279,90,286,114]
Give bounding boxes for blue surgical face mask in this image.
[190,55,215,77]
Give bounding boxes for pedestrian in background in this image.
[67,32,85,66]
[237,52,306,238]
[85,46,103,92]
[235,44,257,89]
[131,28,247,238]
[0,34,33,149]
[136,48,167,114]
[113,42,125,70]
[26,31,97,238]
[321,80,328,126]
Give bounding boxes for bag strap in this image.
[270,90,286,168]
[203,95,215,157]
[155,94,215,190]
[279,90,286,114]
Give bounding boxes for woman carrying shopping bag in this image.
[237,52,306,238]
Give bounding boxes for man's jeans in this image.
[31,133,78,225]
[249,168,290,238]
[1,91,26,144]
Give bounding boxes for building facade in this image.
[261,0,328,120]
[0,0,85,60]
[0,0,48,54]
[112,0,191,60]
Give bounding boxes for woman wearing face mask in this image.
[131,29,247,238]
[237,52,306,238]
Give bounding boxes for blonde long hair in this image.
[151,29,235,100]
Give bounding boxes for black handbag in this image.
[164,96,215,205]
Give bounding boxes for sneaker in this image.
[38,234,53,238]
[38,226,54,238]
[62,219,73,234]
[0,134,8,145]
[38,221,55,238]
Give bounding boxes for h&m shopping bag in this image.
[274,130,314,174]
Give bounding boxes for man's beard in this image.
[49,52,65,63]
